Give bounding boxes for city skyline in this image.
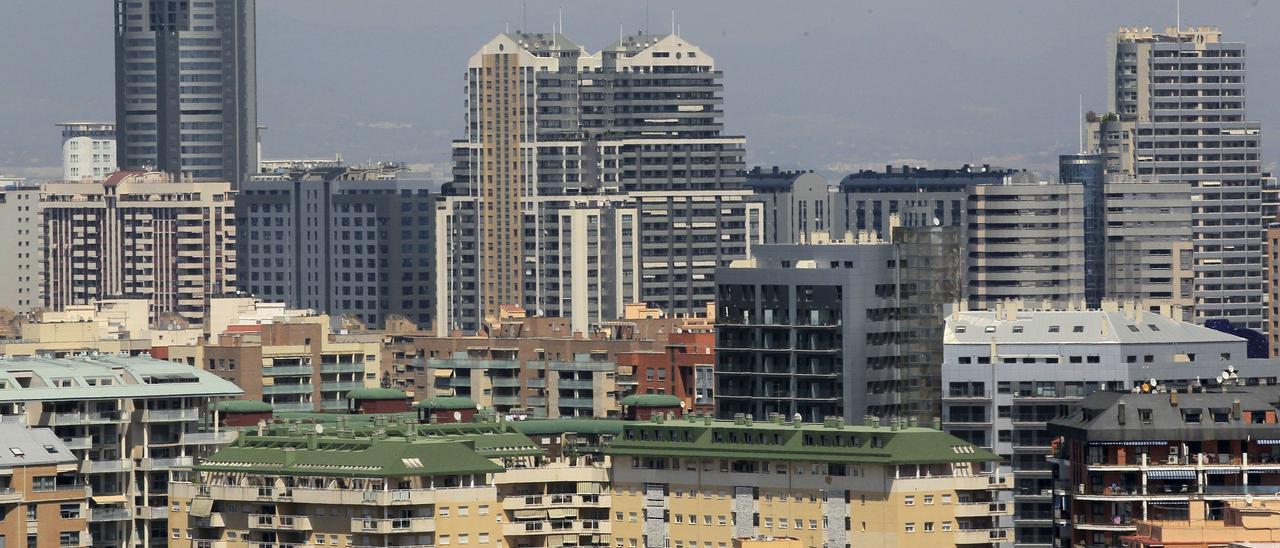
[2,0,1278,180]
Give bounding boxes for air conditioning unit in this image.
[1168,455,1180,464]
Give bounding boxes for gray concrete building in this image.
[58,122,117,181]
[114,0,257,183]
[967,180,1086,309]
[714,227,961,423]
[441,31,753,333]
[236,162,436,329]
[1105,179,1195,311]
[1088,26,1264,329]
[942,301,1253,547]
[0,177,41,314]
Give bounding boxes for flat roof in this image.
[0,356,243,402]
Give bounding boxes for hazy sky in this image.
[2,0,1277,179]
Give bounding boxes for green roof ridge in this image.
[344,387,409,401]
[619,394,683,407]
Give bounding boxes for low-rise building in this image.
[383,312,700,418]
[0,425,89,548]
[161,307,381,413]
[0,356,242,548]
[608,414,1012,547]
[1049,388,1280,548]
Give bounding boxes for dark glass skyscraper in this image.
[1060,153,1107,308]
[114,0,257,183]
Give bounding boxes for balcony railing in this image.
[184,431,238,445]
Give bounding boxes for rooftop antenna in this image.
[671,9,676,36]
[522,0,527,31]
[1078,94,1084,154]
[558,7,563,36]
[1176,0,1181,32]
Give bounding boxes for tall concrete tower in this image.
[113,0,257,184]
[1089,26,1263,329]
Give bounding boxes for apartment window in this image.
[924,495,934,505]
[942,521,952,531]
[440,536,451,545]
[1139,409,1153,424]
[904,496,914,506]
[458,534,470,544]
[942,494,952,504]
[905,523,915,533]
[924,522,934,532]
[479,505,489,516]
[479,533,489,544]
[458,506,469,516]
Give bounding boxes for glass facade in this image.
[1060,154,1107,308]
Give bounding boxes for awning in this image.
[1256,439,1280,445]
[189,497,213,518]
[91,495,128,505]
[577,482,603,494]
[548,508,577,519]
[514,509,548,520]
[1206,468,1239,475]
[1147,469,1195,479]
[433,369,454,378]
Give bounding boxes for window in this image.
[1048,325,1060,333]
[941,494,952,504]
[942,521,953,531]
[458,534,470,545]
[479,505,489,515]
[1139,409,1152,424]
[924,522,934,532]
[458,506,469,516]
[924,495,934,505]
[478,533,489,544]
[904,496,914,506]
[905,523,915,533]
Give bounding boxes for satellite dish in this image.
[1141,383,1151,393]
[1149,378,1157,387]
[314,423,324,435]
[1218,373,1228,384]
[1228,365,1237,374]
[453,411,462,422]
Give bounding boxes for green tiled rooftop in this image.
[619,394,682,408]
[606,418,997,465]
[344,387,408,401]
[417,396,478,410]
[197,436,504,478]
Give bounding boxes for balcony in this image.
[502,494,610,510]
[80,459,132,474]
[190,512,226,528]
[142,408,200,422]
[321,363,366,374]
[320,381,365,392]
[264,385,313,395]
[556,398,594,408]
[350,516,436,534]
[53,410,123,425]
[140,456,193,470]
[184,431,238,445]
[953,501,1009,518]
[61,435,93,450]
[250,514,314,531]
[490,377,522,388]
[953,527,1012,545]
[1072,515,1136,531]
[557,379,594,390]
[262,366,314,377]
[137,506,169,520]
[0,488,21,503]
[88,507,132,522]
[503,519,611,536]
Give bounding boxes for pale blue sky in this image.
[2,0,1277,179]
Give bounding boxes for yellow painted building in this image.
[607,415,1011,548]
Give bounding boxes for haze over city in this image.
[3,0,1278,179]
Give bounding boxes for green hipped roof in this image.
[510,419,625,436]
[345,388,409,401]
[605,420,998,466]
[620,394,683,408]
[250,419,544,460]
[196,436,504,478]
[416,396,478,410]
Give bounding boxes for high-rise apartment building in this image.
[1104,179,1195,310]
[237,162,436,329]
[1059,154,1107,308]
[113,0,257,183]
[0,177,41,313]
[966,181,1086,309]
[40,171,237,328]
[58,122,117,181]
[1089,26,1264,329]
[443,32,753,333]
[715,228,961,423]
